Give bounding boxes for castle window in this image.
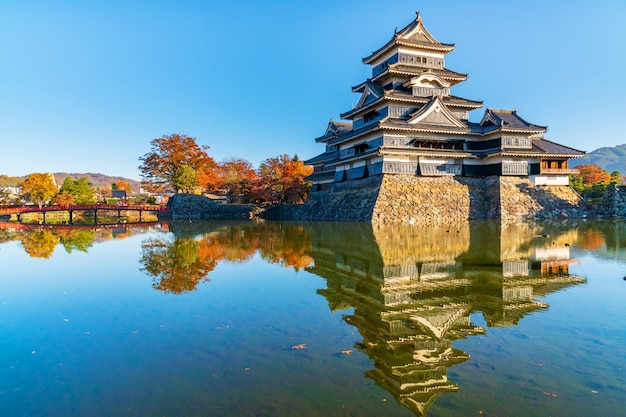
[363,111,378,123]
[354,143,368,154]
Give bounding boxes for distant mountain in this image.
[569,144,626,174]
[52,173,141,191]
[1,173,141,191]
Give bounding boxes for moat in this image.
[1,220,625,416]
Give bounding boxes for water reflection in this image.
[139,221,314,293]
[0,222,166,258]
[4,219,626,415]
[304,222,587,416]
[138,220,592,415]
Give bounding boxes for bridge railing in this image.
[0,204,169,215]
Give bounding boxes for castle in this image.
[301,12,588,223]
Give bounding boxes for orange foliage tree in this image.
[139,134,217,193]
[217,158,258,202]
[113,180,131,192]
[53,192,74,207]
[21,173,58,209]
[576,164,611,186]
[250,154,313,204]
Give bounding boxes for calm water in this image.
[0,220,625,417]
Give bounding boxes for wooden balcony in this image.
[540,168,579,175]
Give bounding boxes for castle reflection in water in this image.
[305,222,585,416]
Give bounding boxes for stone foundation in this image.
[290,175,591,224]
[167,176,593,223]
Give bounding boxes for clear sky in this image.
[2,0,625,180]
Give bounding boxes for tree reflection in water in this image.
[20,229,59,258]
[139,221,314,294]
[0,223,155,259]
[141,236,217,294]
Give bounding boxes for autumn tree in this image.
[112,180,131,193]
[250,154,313,204]
[138,134,217,193]
[570,164,613,200]
[53,192,74,207]
[218,158,258,202]
[21,173,58,209]
[576,164,611,186]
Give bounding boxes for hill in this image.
[52,173,141,191]
[1,173,141,191]
[569,144,626,174]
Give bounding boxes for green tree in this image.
[173,164,199,193]
[610,170,624,184]
[138,134,217,193]
[22,173,58,209]
[59,177,96,205]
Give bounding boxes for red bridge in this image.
[0,204,169,224]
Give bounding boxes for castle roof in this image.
[314,120,353,143]
[479,137,585,158]
[479,109,547,134]
[363,12,455,65]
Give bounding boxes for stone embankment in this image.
[290,175,590,224]
[165,175,594,223]
[600,183,626,218]
[164,194,262,220]
[498,177,591,221]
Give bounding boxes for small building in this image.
[112,189,127,199]
[305,12,584,191]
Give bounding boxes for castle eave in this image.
[380,147,474,159]
[327,150,380,167]
[380,123,478,136]
[363,39,455,65]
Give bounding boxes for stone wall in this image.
[290,175,591,224]
[167,176,593,223]
[167,194,260,220]
[600,183,626,217]
[371,175,501,224]
[288,176,383,222]
[498,177,590,221]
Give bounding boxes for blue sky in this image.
[1,0,625,180]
